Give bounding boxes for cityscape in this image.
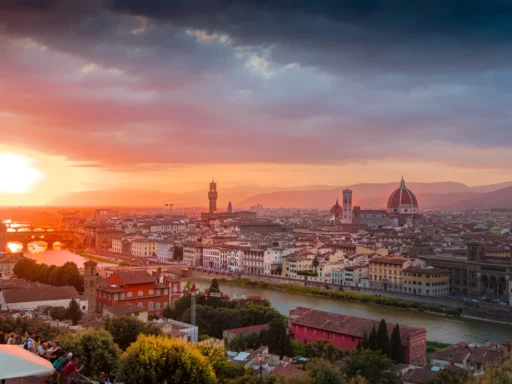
[1,1,512,384]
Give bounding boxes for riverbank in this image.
[74,250,135,266]
[222,278,462,317]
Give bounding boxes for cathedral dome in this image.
[330,199,343,215]
[387,177,419,214]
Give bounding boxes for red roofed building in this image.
[95,270,171,316]
[288,307,427,366]
[222,323,270,344]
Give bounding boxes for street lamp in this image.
[257,351,265,384]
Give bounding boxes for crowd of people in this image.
[0,325,81,384]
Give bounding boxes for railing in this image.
[68,372,96,384]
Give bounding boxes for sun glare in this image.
[0,153,44,193]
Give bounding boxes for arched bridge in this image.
[5,231,83,250]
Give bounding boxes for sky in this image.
[0,1,511,204]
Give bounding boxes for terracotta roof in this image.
[272,363,305,378]
[104,305,147,316]
[0,279,29,290]
[1,286,79,304]
[387,177,419,209]
[429,343,471,363]
[224,324,269,335]
[468,346,505,365]
[289,307,425,346]
[402,367,437,384]
[369,257,408,265]
[115,270,155,285]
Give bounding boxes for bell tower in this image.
[342,189,353,224]
[208,178,218,214]
[83,260,98,313]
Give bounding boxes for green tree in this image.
[343,349,396,384]
[197,343,244,384]
[361,331,370,350]
[117,334,216,384]
[104,316,162,350]
[368,325,378,351]
[60,328,121,380]
[67,299,83,325]
[173,245,184,261]
[163,303,173,319]
[291,340,308,358]
[312,255,320,272]
[262,318,293,357]
[209,279,221,294]
[426,368,469,384]
[49,306,69,321]
[389,324,404,363]
[306,358,345,384]
[376,319,391,357]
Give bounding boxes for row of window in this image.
[294,325,357,343]
[98,288,168,300]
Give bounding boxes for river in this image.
[193,279,512,345]
[14,245,512,344]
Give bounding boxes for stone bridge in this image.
[5,230,83,250]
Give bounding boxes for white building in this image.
[203,246,222,268]
[156,242,173,262]
[0,286,86,311]
[183,243,204,266]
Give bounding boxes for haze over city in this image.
[1,1,512,206]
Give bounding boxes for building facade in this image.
[95,270,170,316]
[402,266,450,296]
[288,307,427,366]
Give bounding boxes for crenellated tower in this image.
[208,179,218,214]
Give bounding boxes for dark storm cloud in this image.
[0,0,511,168]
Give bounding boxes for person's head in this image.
[67,352,73,359]
[9,332,15,338]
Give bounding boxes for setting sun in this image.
[0,153,44,193]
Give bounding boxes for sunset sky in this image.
[1,1,512,205]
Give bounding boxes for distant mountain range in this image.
[51,181,512,210]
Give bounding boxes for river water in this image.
[15,247,512,344]
[193,280,512,345]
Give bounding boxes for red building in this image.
[96,270,174,316]
[288,307,427,366]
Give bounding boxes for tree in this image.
[376,319,391,357]
[60,328,121,380]
[361,331,370,350]
[163,303,173,319]
[117,334,216,384]
[312,255,320,272]
[67,299,83,325]
[262,318,293,357]
[49,306,69,321]
[343,349,396,384]
[209,278,221,294]
[306,358,345,384]
[369,325,378,351]
[197,343,244,384]
[389,324,404,363]
[173,245,184,261]
[104,316,162,350]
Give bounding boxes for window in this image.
[120,293,125,300]
[148,301,154,310]
[156,303,160,310]
[157,289,161,295]
[138,291,143,297]
[352,336,355,342]
[164,289,168,295]
[114,293,118,300]
[127,292,132,298]
[108,293,111,300]
[137,302,143,308]
[149,290,154,295]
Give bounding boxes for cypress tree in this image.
[369,325,378,351]
[376,319,391,357]
[361,331,370,349]
[390,324,405,363]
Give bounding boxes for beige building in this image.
[103,304,149,322]
[131,240,158,257]
[402,266,450,296]
[183,243,204,266]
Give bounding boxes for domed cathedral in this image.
[329,198,343,225]
[387,177,422,226]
